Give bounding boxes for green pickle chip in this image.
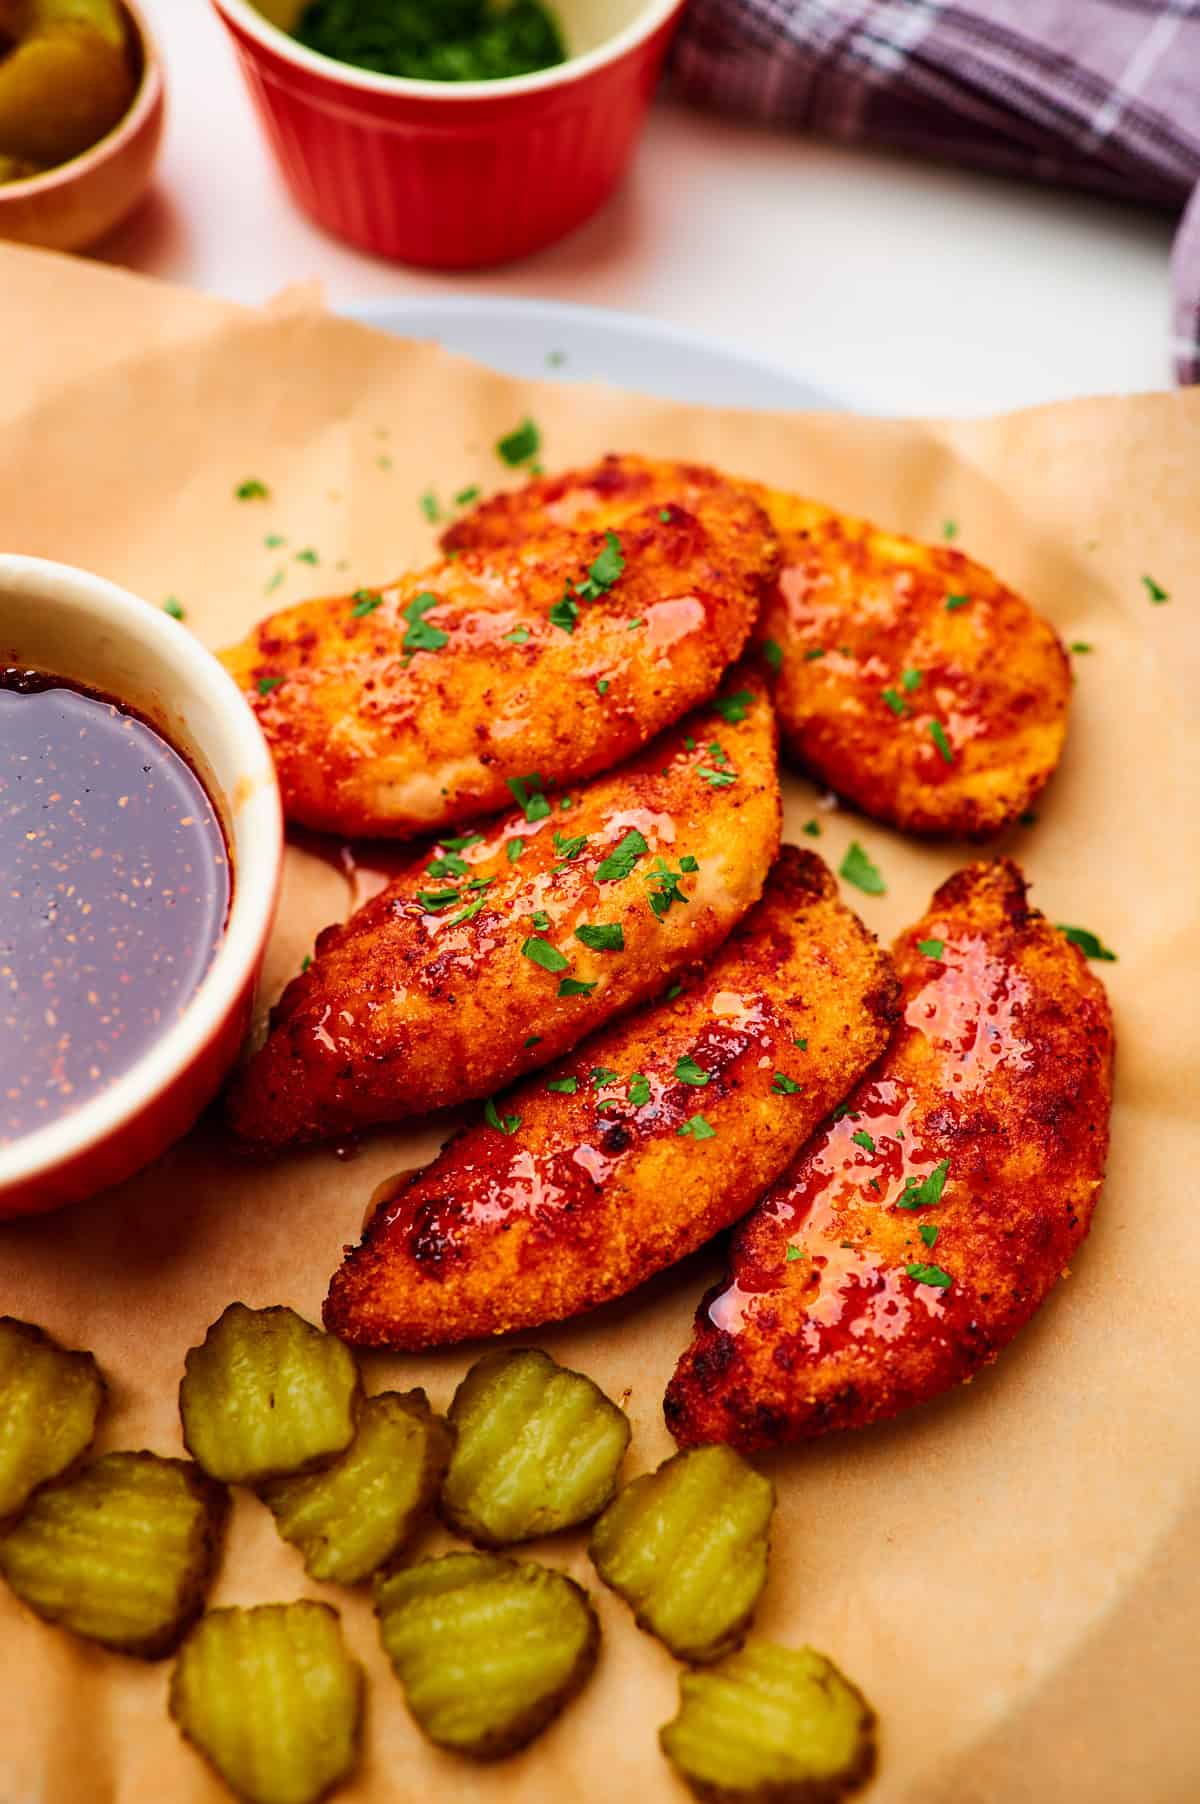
[441,1346,630,1546]
[262,1389,452,1584]
[588,1443,774,1661]
[0,1316,106,1520]
[170,1600,363,1804]
[180,1303,361,1485]
[375,1550,599,1759]
[0,1450,227,1657]
[659,1640,877,1804]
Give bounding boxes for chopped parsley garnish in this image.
[446,892,489,926]
[553,831,588,866]
[929,720,954,764]
[454,485,480,507]
[597,679,609,695]
[1142,574,1169,604]
[547,350,566,368]
[942,519,958,540]
[300,955,312,973]
[507,774,551,823]
[712,689,754,724]
[521,937,568,973]
[901,667,922,692]
[919,1223,939,1248]
[1069,641,1092,654]
[917,937,945,958]
[546,1076,578,1094]
[265,532,286,548]
[659,508,672,522]
[596,828,648,882]
[802,819,821,838]
[416,887,461,911]
[420,490,440,522]
[675,1055,710,1088]
[162,596,185,620]
[236,478,269,501]
[666,982,683,1000]
[1057,924,1117,961]
[646,858,692,920]
[832,1102,857,1121]
[549,595,579,634]
[698,765,736,788]
[351,589,383,618]
[680,855,699,872]
[945,593,970,611]
[761,638,784,673]
[803,647,827,662]
[427,852,468,878]
[506,837,525,863]
[401,591,448,654]
[839,841,885,896]
[576,921,624,952]
[906,1262,952,1288]
[677,1114,716,1140]
[575,531,625,599]
[439,832,484,851]
[560,796,574,811]
[524,1035,541,1048]
[1019,810,1038,827]
[496,418,541,466]
[772,1073,802,1095]
[484,1098,521,1135]
[503,625,531,645]
[627,618,645,631]
[851,1129,875,1153]
[794,1037,808,1050]
[590,1067,619,1087]
[785,1245,803,1262]
[881,687,907,717]
[628,1074,650,1106]
[265,568,285,594]
[377,455,393,471]
[531,910,551,930]
[897,1158,951,1211]
[256,676,283,695]
[295,547,319,565]
[558,976,596,997]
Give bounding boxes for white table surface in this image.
[102,0,1179,416]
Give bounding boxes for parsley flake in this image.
[506,838,525,863]
[590,1067,619,1088]
[504,625,531,645]
[440,833,484,851]
[549,595,579,635]
[917,937,945,959]
[785,1245,803,1262]
[419,491,439,522]
[772,1073,802,1095]
[507,774,551,824]
[256,676,282,696]
[802,820,821,838]
[522,937,568,973]
[596,679,609,695]
[162,596,185,620]
[677,1113,716,1140]
[264,532,286,548]
[761,638,784,673]
[401,591,448,654]
[576,921,624,952]
[906,1262,952,1288]
[553,831,587,866]
[596,828,648,883]
[659,508,672,522]
[897,1159,951,1212]
[295,548,319,565]
[839,841,885,896]
[531,910,551,930]
[1070,641,1093,654]
[236,478,269,501]
[300,955,312,973]
[1142,574,1169,604]
[558,977,596,997]
[497,418,541,466]
[713,689,754,724]
[666,982,683,1000]
[851,1129,875,1153]
[524,1035,542,1048]
[929,720,954,764]
[794,1036,808,1050]
[803,647,827,662]
[942,519,958,540]
[627,618,645,631]
[919,1223,940,1248]
[698,766,736,788]
[454,485,480,507]
[628,1074,650,1106]
[1019,810,1038,827]
[427,852,468,879]
[1057,924,1117,961]
[446,893,489,926]
[484,1098,521,1135]
[351,589,383,618]
[417,887,460,911]
[882,688,907,718]
[546,1076,578,1095]
[675,1055,710,1088]
[265,568,285,594]
[901,667,922,692]
[945,593,970,612]
[575,531,625,599]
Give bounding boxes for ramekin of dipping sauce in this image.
[0,557,282,1218]
[210,0,686,268]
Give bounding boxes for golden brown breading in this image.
[220,467,776,838]
[664,860,1114,1453]
[324,848,899,1351]
[227,676,781,1148]
[751,491,1071,838]
[441,453,734,555]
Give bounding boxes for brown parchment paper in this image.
[0,241,1197,1804]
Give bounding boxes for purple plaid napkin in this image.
[672,0,1200,384]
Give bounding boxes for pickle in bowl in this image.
[0,1450,227,1657]
[588,1444,774,1662]
[170,1600,363,1804]
[0,1315,106,1520]
[262,1389,452,1585]
[441,1346,630,1547]
[180,1303,361,1486]
[660,1640,877,1804]
[375,1550,599,1759]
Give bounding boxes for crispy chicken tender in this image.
[324,848,899,1351]
[220,468,776,838]
[229,671,783,1147]
[664,860,1114,1453]
[227,677,781,1149]
[750,491,1071,838]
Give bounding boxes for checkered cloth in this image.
[671,1,1200,384]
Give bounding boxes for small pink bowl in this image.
[0,0,165,254]
[0,558,283,1218]
[211,0,685,269]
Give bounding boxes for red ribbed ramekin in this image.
[210,0,686,269]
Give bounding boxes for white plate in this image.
[343,295,844,412]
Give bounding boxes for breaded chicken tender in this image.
[664,860,1114,1453]
[227,676,781,1148]
[324,849,899,1351]
[751,492,1071,838]
[220,467,776,838]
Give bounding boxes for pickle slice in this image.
[170,1600,363,1804]
[375,1550,599,1759]
[180,1303,361,1486]
[660,1641,877,1804]
[261,1390,452,1585]
[0,1450,227,1657]
[588,1444,774,1662]
[0,1316,106,1520]
[441,1347,630,1547]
